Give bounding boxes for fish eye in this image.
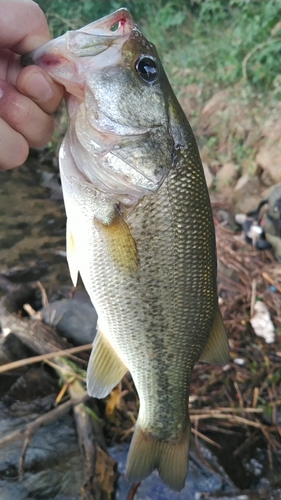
[135,56,159,83]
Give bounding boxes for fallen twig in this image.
[127,482,141,500]
[190,407,264,415]
[262,271,281,294]
[191,412,269,429]
[0,343,92,374]
[44,359,86,382]
[192,428,221,449]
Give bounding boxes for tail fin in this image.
[125,422,190,492]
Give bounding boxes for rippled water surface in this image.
[0,153,71,290]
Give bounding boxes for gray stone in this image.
[110,441,235,500]
[39,298,97,345]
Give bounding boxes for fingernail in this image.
[25,72,54,101]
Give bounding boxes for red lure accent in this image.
[39,53,67,67]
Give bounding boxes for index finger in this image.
[0,0,51,53]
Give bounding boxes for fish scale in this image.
[25,7,229,491]
[81,162,214,432]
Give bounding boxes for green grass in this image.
[39,0,281,174]
[39,0,281,93]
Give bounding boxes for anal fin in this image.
[87,328,128,399]
[199,306,229,365]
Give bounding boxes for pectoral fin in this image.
[95,208,139,273]
[66,220,79,287]
[199,306,229,365]
[87,327,128,398]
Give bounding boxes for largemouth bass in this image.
[25,9,228,491]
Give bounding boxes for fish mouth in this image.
[22,9,171,203]
[21,9,137,99]
[22,9,135,67]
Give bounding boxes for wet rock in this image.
[0,412,84,500]
[0,332,36,397]
[3,367,57,408]
[39,298,97,346]
[110,441,235,500]
[0,261,49,283]
[0,365,83,500]
[216,162,238,191]
[203,163,214,189]
[0,332,32,367]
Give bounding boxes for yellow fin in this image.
[87,328,128,399]
[96,209,139,273]
[66,220,78,286]
[125,422,190,492]
[199,306,229,365]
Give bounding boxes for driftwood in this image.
[69,381,117,500]
[0,289,74,354]
[0,286,117,500]
[0,344,92,374]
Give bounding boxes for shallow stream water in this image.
[0,153,70,291]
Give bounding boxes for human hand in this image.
[0,0,64,170]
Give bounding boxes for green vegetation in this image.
[38,0,281,175]
[39,0,281,92]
